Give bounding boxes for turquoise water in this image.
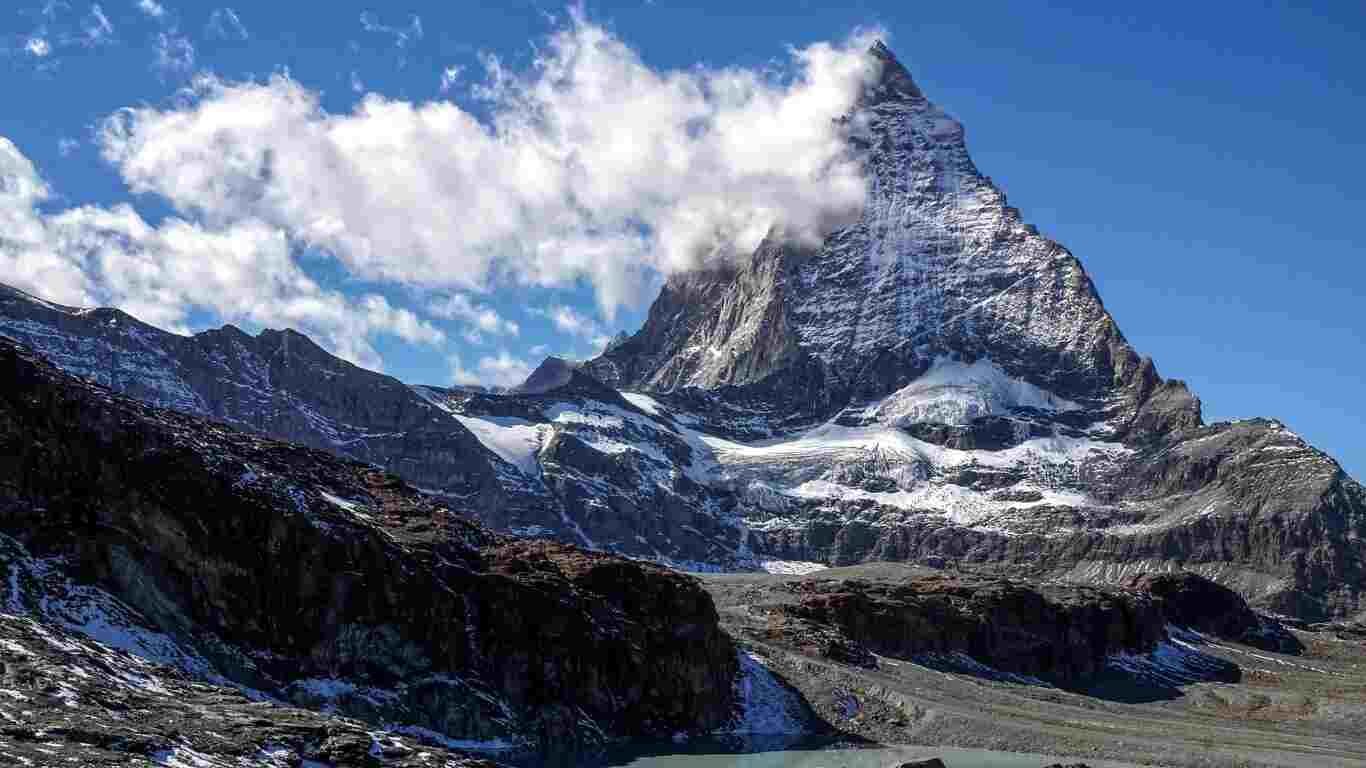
[612,746,1128,768]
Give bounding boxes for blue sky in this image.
[1,1,1363,477]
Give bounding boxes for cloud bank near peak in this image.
[98,11,884,315]
[0,137,442,371]
[2,9,884,381]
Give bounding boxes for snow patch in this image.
[870,357,1081,427]
[387,724,524,754]
[620,391,664,417]
[452,414,546,476]
[758,560,828,575]
[319,491,370,520]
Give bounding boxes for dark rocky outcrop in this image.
[724,569,1271,690]
[769,575,1167,685]
[0,335,736,755]
[1132,572,1302,653]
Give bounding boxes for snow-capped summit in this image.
[585,41,1193,443]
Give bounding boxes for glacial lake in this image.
[605,745,1134,768]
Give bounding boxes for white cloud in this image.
[537,304,597,340]
[439,65,461,93]
[57,137,80,156]
[534,304,616,356]
[205,7,247,40]
[449,350,533,389]
[153,31,194,77]
[0,136,443,370]
[24,37,51,57]
[136,0,165,19]
[428,293,519,339]
[350,70,364,94]
[97,12,882,316]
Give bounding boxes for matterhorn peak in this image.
[867,39,923,101]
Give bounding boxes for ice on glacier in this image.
[868,356,1081,427]
[452,414,546,477]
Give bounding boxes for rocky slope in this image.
[702,563,1366,768]
[585,42,1183,439]
[717,569,1263,687]
[0,595,499,767]
[2,43,1362,622]
[0,282,508,512]
[0,335,738,760]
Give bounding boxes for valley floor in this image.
[702,564,1366,768]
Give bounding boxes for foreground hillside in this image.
[3,332,1365,767]
[0,335,737,764]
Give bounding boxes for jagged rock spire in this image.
[868,40,922,100]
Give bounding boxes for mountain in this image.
[583,43,1365,621]
[4,333,1359,767]
[2,44,1362,622]
[0,282,507,511]
[586,42,1190,438]
[0,334,740,763]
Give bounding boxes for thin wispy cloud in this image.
[205,7,247,40]
[57,137,80,156]
[359,11,423,49]
[429,293,520,341]
[535,304,612,352]
[39,1,69,20]
[439,64,461,93]
[449,350,533,389]
[24,37,52,57]
[8,2,114,68]
[79,4,115,46]
[153,30,194,78]
[135,0,165,19]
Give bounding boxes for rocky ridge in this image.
[719,569,1267,688]
[0,282,509,514]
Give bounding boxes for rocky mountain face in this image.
[585,43,1366,621]
[585,42,1190,441]
[0,283,507,513]
[1,43,1362,624]
[0,335,738,761]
